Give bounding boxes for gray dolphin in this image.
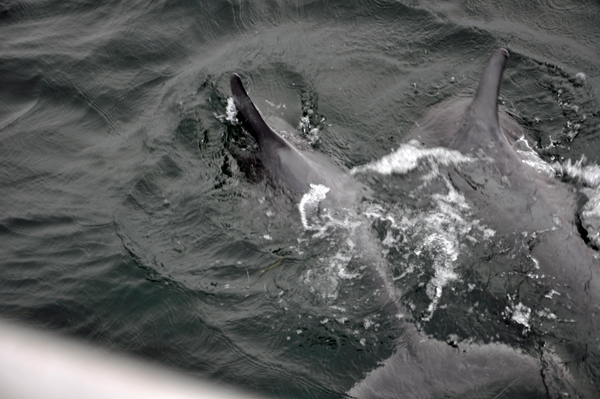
[406,48,600,395]
[413,49,600,333]
[229,72,564,397]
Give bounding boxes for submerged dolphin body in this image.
[229,73,562,397]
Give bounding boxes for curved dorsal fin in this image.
[468,49,509,135]
[448,48,509,152]
[230,74,288,151]
[471,48,509,131]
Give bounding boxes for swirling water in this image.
[1,0,600,398]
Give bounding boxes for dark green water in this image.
[1,0,600,398]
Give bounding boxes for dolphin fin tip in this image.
[231,73,242,85]
[230,73,246,98]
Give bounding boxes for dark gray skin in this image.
[230,72,569,397]
[411,49,600,394]
[230,73,363,209]
[415,49,600,325]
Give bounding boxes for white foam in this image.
[331,250,360,280]
[350,141,472,176]
[515,136,555,177]
[554,157,600,247]
[421,234,459,321]
[420,178,497,320]
[355,145,497,321]
[226,97,238,123]
[298,184,330,231]
[297,142,500,320]
[362,180,495,321]
[509,302,531,334]
[581,193,600,247]
[330,305,346,313]
[537,308,558,321]
[554,157,600,188]
[297,189,366,302]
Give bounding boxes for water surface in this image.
[1,0,600,397]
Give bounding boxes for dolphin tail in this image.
[230,73,287,151]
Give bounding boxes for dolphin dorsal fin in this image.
[230,74,288,151]
[447,49,510,152]
[469,49,509,136]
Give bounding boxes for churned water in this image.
[1,0,600,398]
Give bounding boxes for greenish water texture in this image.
[1,1,600,398]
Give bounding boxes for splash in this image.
[503,300,532,335]
[298,183,331,232]
[350,140,472,176]
[553,156,600,247]
[226,97,238,123]
[355,143,496,320]
[299,115,320,145]
[554,156,600,188]
[515,136,555,177]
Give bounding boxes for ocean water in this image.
[1,0,600,398]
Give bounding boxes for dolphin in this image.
[403,48,600,395]
[412,49,600,332]
[229,72,566,397]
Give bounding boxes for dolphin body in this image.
[229,71,568,397]
[403,48,600,396]
[412,49,600,339]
